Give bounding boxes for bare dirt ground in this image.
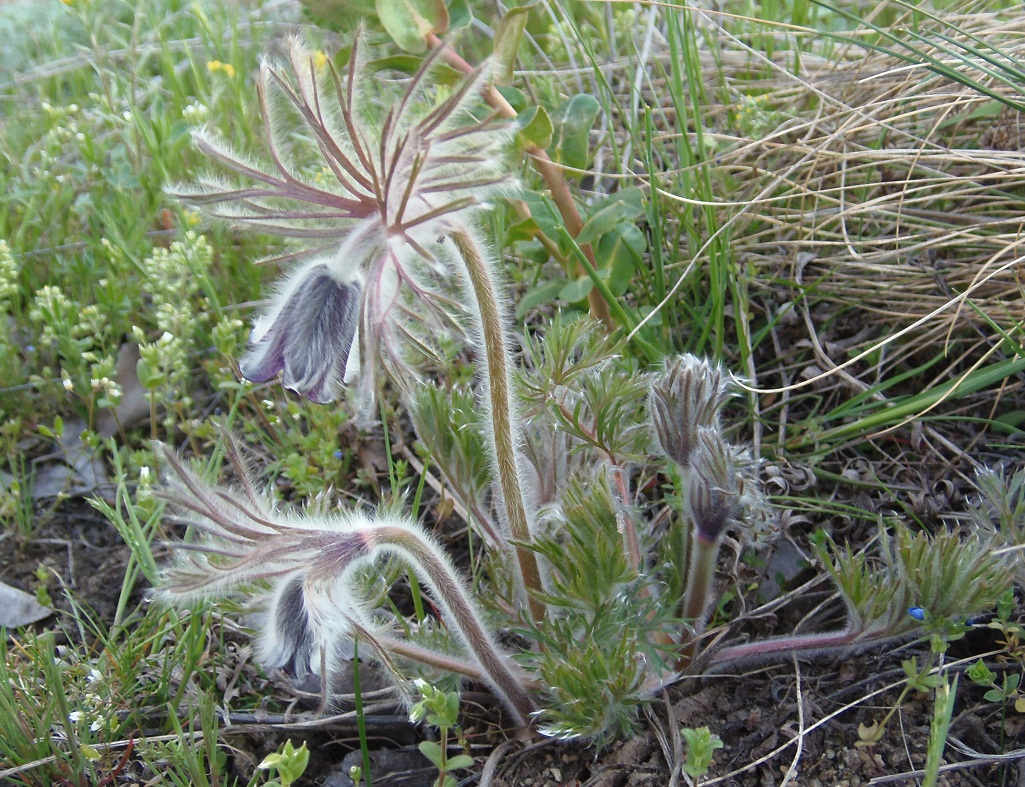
[3,471,1023,787]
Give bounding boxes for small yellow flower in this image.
[312,51,328,71]
[206,60,237,79]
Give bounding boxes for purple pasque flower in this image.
[241,253,361,404]
[173,34,515,403]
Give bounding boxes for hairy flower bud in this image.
[649,355,731,470]
[688,428,739,543]
[241,258,361,403]
[262,575,316,677]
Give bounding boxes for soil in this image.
[4,490,1023,786]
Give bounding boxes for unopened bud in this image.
[650,355,731,470]
[688,428,738,543]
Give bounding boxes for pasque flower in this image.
[649,354,732,471]
[175,35,545,620]
[174,34,514,403]
[240,256,361,404]
[154,435,536,724]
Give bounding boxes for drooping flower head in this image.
[174,35,515,403]
[154,433,536,723]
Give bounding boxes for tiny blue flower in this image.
[907,606,926,621]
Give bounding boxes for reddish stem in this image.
[427,34,614,330]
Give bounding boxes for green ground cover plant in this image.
[2,0,1024,784]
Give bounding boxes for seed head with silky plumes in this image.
[173,35,515,404]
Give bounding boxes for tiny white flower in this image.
[68,711,84,723]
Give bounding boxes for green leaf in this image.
[418,740,445,768]
[492,5,533,85]
[301,0,377,27]
[519,190,562,244]
[505,215,541,244]
[577,188,646,245]
[597,223,645,296]
[495,84,527,114]
[967,658,997,687]
[516,279,564,318]
[367,54,425,75]
[446,0,472,30]
[550,94,601,172]
[376,0,448,52]
[136,359,162,390]
[445,691,460,724]
[516,105,554,151]
[560,276,593,303]
[445,754,475,770]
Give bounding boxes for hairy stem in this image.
[705,629,860,670]
[451,229,546,625]
[376,635,487,682]
[678,532,720,668]
[372,525,537,726]
[428,34,614,330]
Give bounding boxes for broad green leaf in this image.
[516,105,554,150]
[447,0,472,31]
[369,55,463,85]
[519,190,562,245]
[577,187,646,245]
[445,754,475,770]
[418,740,445,768]
[504,215,540,244]
[550,94,601,172]
[367,54,423,75]
[516,279,564,319]
[301,0,377,27]
[597,222,645,296]
[445,691,460,721]
[560,276,593,302]
[492,5,533,85]
[376,0,448,52]
[496,84,528,114]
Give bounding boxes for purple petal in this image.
[279,265,360,403]
[240,319,289,383]
[262,575,315,678]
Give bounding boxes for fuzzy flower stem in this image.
[375,635,487,682]
[371,525,537,725]
[428,34,614,331]
[705,629,861,670]
[678,532,720,669]
[451,229,546,625]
